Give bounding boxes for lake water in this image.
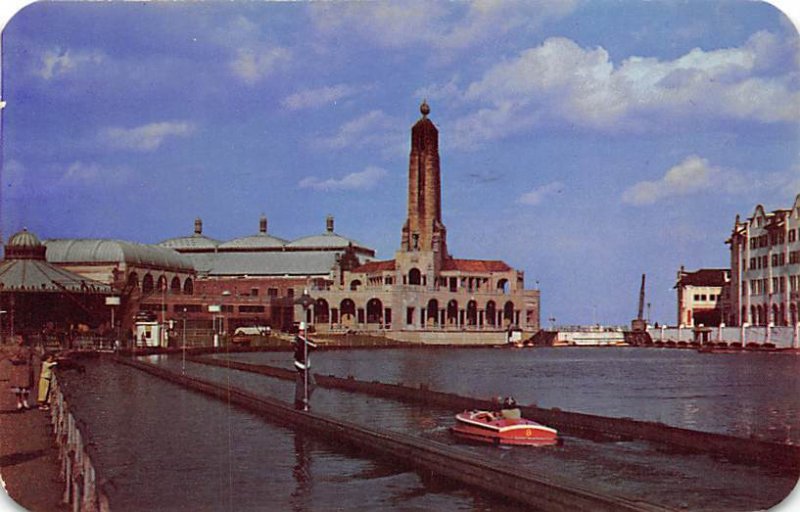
[57,347,800,511]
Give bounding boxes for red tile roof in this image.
[676,268,729,287]
[353,260,396,273]
[441,258,511,272]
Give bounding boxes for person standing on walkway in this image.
[7,336,34,411]
[292,322,317,411]
[36,353,58,410]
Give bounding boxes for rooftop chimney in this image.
[326,215,334,233]
[259,214,268,234]
[194,217,203,235]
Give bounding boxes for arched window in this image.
[183,278,194,295]
[157,275,168,292]
[408,268,421,286]
[142,274,155,294]
[314,299,330,324]
[127,272,140,291]
[171,276,182,294]
[350,280,362,291]
[497,278,509,294]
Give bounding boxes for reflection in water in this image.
[291,433,311,512]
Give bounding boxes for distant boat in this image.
[450,409,558,446]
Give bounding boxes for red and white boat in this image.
[451,410,558,446]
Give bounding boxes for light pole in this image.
[208,304,221,347]
[295,289,314,411]
[182,307,187,375]
[105,296,120,350]
[221,290,231,346]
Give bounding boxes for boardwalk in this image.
[0,347,64,512]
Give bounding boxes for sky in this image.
[0,0,799,327]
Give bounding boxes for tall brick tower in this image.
[400,101,448,264]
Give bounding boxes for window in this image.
[790,229,797,243]
[250,288,259,297]
[267,288,278,298]
[694,294,700,301]
[238,305,266,313]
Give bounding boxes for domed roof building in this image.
[218,216,287,250]
[0,228,112,335]
[158,217,221,251]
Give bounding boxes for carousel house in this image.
[0,229,111,340]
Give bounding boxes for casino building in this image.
[303,102,540,342]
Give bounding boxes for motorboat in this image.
[451,409,558,446]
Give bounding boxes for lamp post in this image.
[294,289,314,411]
[221,290,231,346]
[208,304,221,348]
[105,296,120,350]
[182,307,187,375]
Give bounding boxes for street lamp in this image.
[208,304,221,347]
[294,289,315,411]
[221,290,231,345]
[182,307,187,375]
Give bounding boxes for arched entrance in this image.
[426,299,439,327]
[466,300,478,326]
[503,301,514,327]
[183,278,193,295]
[340,299,356,326]
[366,298,383,325]
[408,268,421,285]
[486,301,496,326]
[447,300,459,327]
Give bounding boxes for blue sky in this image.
[1,1,798,326]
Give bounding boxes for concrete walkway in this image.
[0,348,65,512]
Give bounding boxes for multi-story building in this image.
[305,102,540,341]
[728,194,800,326]
[675,266,730,327]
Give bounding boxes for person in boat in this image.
[500,396,521,420]
[292,322,318,411]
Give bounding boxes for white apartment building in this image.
[728,194,800,326]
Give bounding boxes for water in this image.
[220,346,800,443]
[57,347,800,511]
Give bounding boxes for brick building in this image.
[304,102,540,341]
[675,266,730,327]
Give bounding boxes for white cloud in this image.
[517,181,564,205]
[622,156,721,205]
[99,121,195,152]
[315,110,400,150]
[282,84,368,110]
[309,0,577,52]
[61,161,131,186]
[230,45,291,85]
[299,166,388,191]
[445,31,800,147]
[37,48,104,80]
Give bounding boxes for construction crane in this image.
[631,274,647,332]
